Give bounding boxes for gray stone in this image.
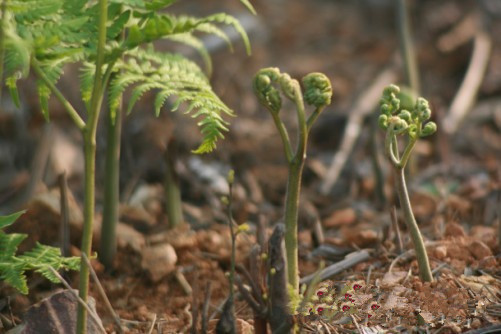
[7,289,103,334]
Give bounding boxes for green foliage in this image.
[378,84,436,142]
[1,0,254,153]
[0,211,80,294]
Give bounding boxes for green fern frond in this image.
[125,12,251,56]
[108,48,233,153]
[0,212,80,294]
[0,210,25,229]
[79,62,95,108]
[166,33,212,76]
[35,64,63,121]
[238,0,257,15]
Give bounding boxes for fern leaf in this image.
[19,243,80,284]
[109,48,233,153]
[0,232,27,259]
[198,13,251,55]
[79,62,95,108]
[0,210,25,229]
[238,0,257,15]
[166,33,212,76]
[5,75,21,108]
[0,260,28,294]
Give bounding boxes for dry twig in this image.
[321,67,397,194]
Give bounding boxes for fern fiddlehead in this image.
[253,68,332,294]
[378,84,435,282]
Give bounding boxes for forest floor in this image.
[1,0,500,333]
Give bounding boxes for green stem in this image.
[306,107,323,132]
[396,0,420,94]
[283,160,303,292]
[284,88,308,293]
[77,138,97,334]
[227,183,236,299]
[394,166,433,282]
[399,137,417,169]
[271,113,293,163]
[0,0,7,103]
[99,107,122,269]
[385,129,400,167]
[77,0,108,332]
[31,60,85,130]
[164,137,183,228]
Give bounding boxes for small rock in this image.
[28,190,83,227]
[444,222,466,238]
[141,243,177,282]
[341,224,378,247]
[468,240,492,260]
[470,318,481,329]
[120,204,156,232]
[236,319,254,334]
[116,222,145,252]
[434,245,447,260]
[470,226,497,249]
[381,271,407,288]
[7,290,102,334]
[323,208,356,228]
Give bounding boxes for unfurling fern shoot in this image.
[253,68,332,293]
[378,84,435,282]
[1,1,253,333]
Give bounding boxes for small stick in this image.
[201,282,212,334]
[236,263,262,304]
[443,30,493,135]
[191,275,199,334]
[175,270,193,296]
[81,253,123,334]
[47,267,106,334]
[321,67,397,194]
[300,249,371,285]
[235,274,261,313]
[58,172,71,257]
[390,206,404,254]
[147,314,157,334]
[366,265,373,286]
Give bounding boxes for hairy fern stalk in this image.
[0,0,254,333]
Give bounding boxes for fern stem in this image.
[77,138,97,334]
[164,137,184,228]
[31,60,85,130]
[99,107,122,268]
[396,0,420,94]
[271,113,293,163]
[77,0,108,332]
[0,0,7,103]
[306,107,323,132]
[394,166,433,282]
[283,88,308,293]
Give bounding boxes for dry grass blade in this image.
[47,266,107,334]
[81,253,123,334]
[320,67,397,194]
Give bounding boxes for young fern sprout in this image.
[378,84,436,282]
[253,68,332,293]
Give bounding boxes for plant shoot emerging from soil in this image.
[253,68,332,292]
[378,84,436,282]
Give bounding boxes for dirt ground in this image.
[1,0,500,333]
